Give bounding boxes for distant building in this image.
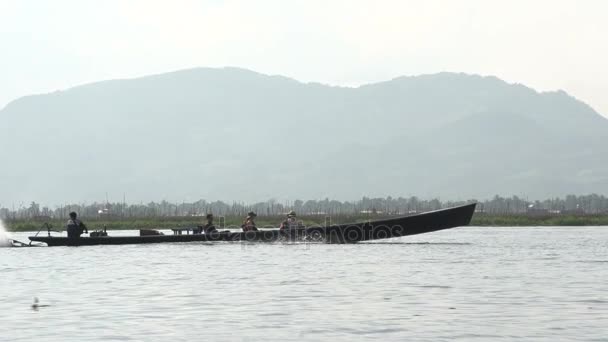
[98,208,111,216]
[360,210,384,214]
[526,204,549,216]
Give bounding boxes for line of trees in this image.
[1,194,608,220]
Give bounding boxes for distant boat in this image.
[29,203,476,247]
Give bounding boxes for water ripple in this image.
[1,227,608,341]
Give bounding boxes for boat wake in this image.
[362,242,472,245]
[0,219,12,247]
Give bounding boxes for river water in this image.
[1,227,607,341]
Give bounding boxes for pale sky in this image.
[1,0,607,117]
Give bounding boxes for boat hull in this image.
[29,203,476,246]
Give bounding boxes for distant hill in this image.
[1,67,607,204]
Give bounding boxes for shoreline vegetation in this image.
[4,213,608,232]
[3,195,608,233]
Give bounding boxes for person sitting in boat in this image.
[241,211,258,232]
[67,212,88,238]
[203,213,217,234]
[279,210,299,232]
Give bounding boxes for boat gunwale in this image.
[27,203,477,246]
[303,202,477,228]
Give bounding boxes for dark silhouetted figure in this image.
[67,212,88,238]
[203,213,217,234]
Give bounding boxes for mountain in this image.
[1,67,607,204]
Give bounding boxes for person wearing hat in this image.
[241,211,258,232]
[279,210,299,232]
[203,213,217,234]
[66,211,88,239]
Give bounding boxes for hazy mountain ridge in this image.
[1,67,607,204]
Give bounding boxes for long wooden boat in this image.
[29,203,476,247]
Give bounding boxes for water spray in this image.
[0,219,12,247]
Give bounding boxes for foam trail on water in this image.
[0,219,11,247]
